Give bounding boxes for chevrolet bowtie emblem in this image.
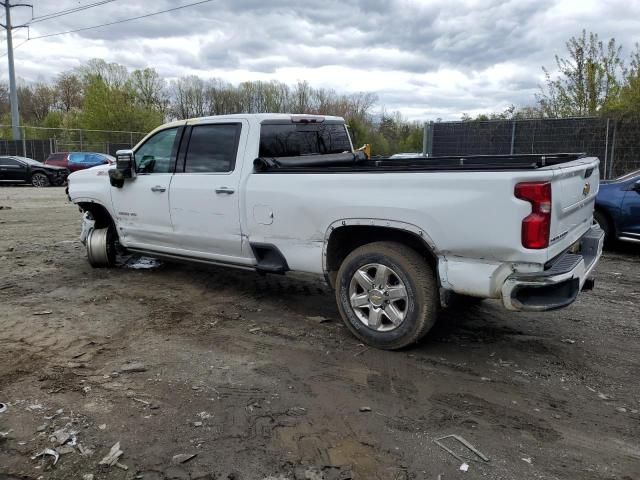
[583,183,591,196]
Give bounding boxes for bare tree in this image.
[130,68,169,114]
[56,72,84,112]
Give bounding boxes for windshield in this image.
[259,123,352,157]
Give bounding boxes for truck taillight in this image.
[515,182,552,249]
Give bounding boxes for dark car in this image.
[0,156,69,187]
[594,169,640,243]
[45,152,115,172]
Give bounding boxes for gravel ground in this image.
[0,186,639,480]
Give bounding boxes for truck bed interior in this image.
[253,152,589,173]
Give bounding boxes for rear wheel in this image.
[594,210,612,243]
[335,241,438,350]
[86,227,116,268]
[31,172,50,187]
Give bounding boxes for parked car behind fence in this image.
[0,156,69,187]
[595,169,640,244]
[45,152,115,172]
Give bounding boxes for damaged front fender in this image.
[79,211,96,245]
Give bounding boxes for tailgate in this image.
[548,158,600,255]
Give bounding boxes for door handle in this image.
[151,185,166,193]
[215,187,235,195]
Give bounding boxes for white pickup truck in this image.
[67,114,604,350]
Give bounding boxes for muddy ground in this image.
[0,186,639,480]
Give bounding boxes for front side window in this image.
[259,123,351,158]
[135,128,178,174]
[183,124,241,173]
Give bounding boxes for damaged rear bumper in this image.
[502,225,604,311]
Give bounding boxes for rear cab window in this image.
[259,122,352,158]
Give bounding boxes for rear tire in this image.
[31,172,50,187]
[335,241,438,350]
[594,210,612,243]
[86,227,116,268]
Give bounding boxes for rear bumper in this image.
[502,225,604,311]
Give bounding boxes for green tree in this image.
[81,76,162,136]
[537,30,623,117]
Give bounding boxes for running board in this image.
[619,236,640,244]
[126,248,256,271]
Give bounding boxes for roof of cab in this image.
[155,113,344,129]
[138,114,346,148]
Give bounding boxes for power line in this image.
[28,0,119,25]
[0,36,26,57]
[28,0,215,40]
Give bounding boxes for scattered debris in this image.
[99,442,123,466]
[78,444,95,456]
[561,338,576,344]
[0,403,7,413]
[522,457,532,464]
[44,409,63,420]
[125,256,162,269]
[434,434,490,464]
[120,362,148,373]
[193,421,203,427]
[307,316,331,323]
[598,393,610,401]
[0,205,12,210]
[98,424,107,430]
[31,448,60,466]
[33,310,53,315]
[249,327,262,333]
[50,427,77,446]
[116,462,129,470]
[36,424,48,432]
[82,474,94,480]
[616,407,627,413]
[359,406,372,412]
[133,397,151,406]
[172,453,198,464]
[58,445,75,455]
[459,463,469,472]
[0,429,14,437]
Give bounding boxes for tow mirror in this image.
[115,149,136,179]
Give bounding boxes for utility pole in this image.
[1,0,32,141]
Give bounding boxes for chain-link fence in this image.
[426,117,640,179]
[0,126,148,163]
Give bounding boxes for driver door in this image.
[110,126,183,249]
[620,180,640,237]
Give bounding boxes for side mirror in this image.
[115,149,136,179]
[633,180,640,193]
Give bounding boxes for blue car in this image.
[594,169,640,244]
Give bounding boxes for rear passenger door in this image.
[169,121,248,259]
[0,157,27,182]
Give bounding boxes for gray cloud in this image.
[6,0,640,120]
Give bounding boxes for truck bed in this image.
[253,153,588,173]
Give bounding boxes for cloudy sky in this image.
[3,0,640,120]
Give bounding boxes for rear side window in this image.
[259,123,351,158]
[0,157,19,166]
[69,153,88,164]
[183,123,241,173]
